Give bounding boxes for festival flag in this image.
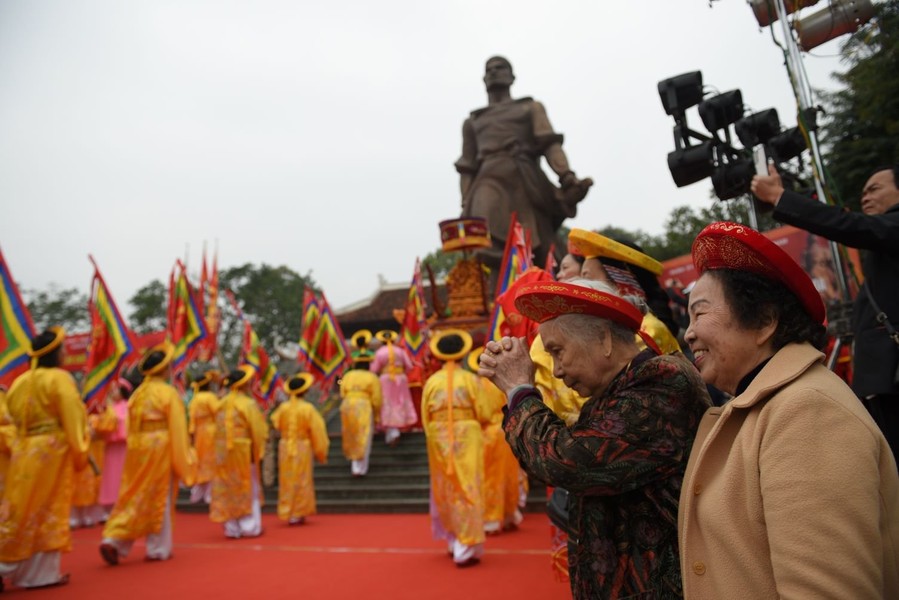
[493,212,533,299]
[0,246,36,388]
[487,267,554,343]
[197,246,220,362]
[544,242,557,275]
[297,288,349,391]
[398,258,428,359]
[168,259,208,376]
[241,320,281,410]
[83,256,135,412]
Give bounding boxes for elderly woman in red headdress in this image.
[479,281,710,599]
[100,341,196,566]
[270,373,329,525]
[0,327,89,591]
[209,365,269,539]
[678,222,899,599]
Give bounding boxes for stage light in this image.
[768,127,807,162]
[735,109,781,147]
[749,0,820,27]
[658,71,704,117]
[796,0,875,51]
[712,158,755,201]
[667,141,715,187]
[698,90,744,132]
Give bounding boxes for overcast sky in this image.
[0,0,850,316]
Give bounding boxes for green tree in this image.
[128,279,167,334]
[820,0,899,209]
[219,263,316,366]
[421,248,460,280]
[24,284,89,332]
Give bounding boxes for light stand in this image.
[770,0,857,366]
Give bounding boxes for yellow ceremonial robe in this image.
[0,390,16,499]
[189,391,220,485]
[72,407,116,507]
[0,368,89,562]
[479,377,519,528]
[102,376,196,541]
[422,363,490,547]
[339,369,381,460]
[270,397,329,521]
[209,391,268,523]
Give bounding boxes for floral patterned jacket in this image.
[504,350,710,599]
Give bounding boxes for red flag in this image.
[488,267,554,344]
[0,246,36,388]
[398,258,428,359]
[241,320,281,410]
[83,256,136,413]
[493,212,533,299]
[167,260,208,378]
[544,242,557,275]
[198,248,220,361]
[297,288,350,392]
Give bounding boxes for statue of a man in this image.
[455,56,593,272]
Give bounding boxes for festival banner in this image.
[493,211,533,299]
[398,257,429,359]
[297,288,349,391]
[0,246,36,388]
[168,259,208,376]
[487,267,554,344]
[241,320,281,410]
[83,256,135,412]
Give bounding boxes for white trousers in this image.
[223,464,262,538]
[102,477,174,560]
[449,538,484,564]
[0,551,63,588]
[351,428,373,476]
[385,427,401,445]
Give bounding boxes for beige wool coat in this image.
[678,343,899,599]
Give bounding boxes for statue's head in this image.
[483,55,514,91]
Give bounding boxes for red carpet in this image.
[5,513,570,599]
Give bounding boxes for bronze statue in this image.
[455,56,593,273]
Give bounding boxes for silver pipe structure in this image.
[771,0,853,304]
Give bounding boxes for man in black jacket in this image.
[752,164,899,467]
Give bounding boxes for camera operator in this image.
[752,164,899,468]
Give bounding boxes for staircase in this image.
[177,429,547,514]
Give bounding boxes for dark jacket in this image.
[504,350,710,599]
[774,193,899,397]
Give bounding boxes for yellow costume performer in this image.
[188,369,221,504]
[467,349,521,534]
[422,329,491,567]
[0,327,89,590]
[0,386,15,500]
[100,341,196,565]
[71,405,116,527]
[209,365,268,538]
[271,373,329,524]
[339,330,382,476]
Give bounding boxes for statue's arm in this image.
[454,117,479,204]
[531,101,575,185]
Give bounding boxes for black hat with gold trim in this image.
[191,369,220,391]
[139,341,175,376]
[226,364,256,390]
[351,329,375,363]
[29,326,66,365]
[429,329,473,363]
[283,372,315,396]
[466,347,485,373]
[375,330,398,345]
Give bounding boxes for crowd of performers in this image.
[3,225,888,593]
[0,332,332,592]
